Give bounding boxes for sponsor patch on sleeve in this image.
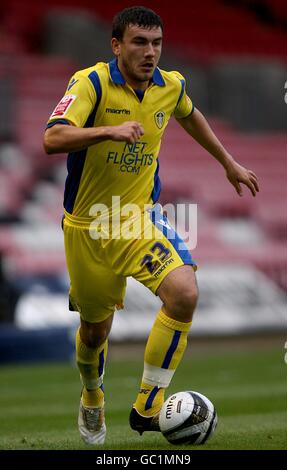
[50,94,77,118]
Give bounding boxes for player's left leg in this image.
[130,266,197,433]
[119,205,198,433]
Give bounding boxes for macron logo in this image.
[106,107,131,115]
[67,78,79,91]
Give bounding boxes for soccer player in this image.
[44,6,259,445]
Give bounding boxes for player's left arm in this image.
[176,108,259,197]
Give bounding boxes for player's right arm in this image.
[44,121,144,154]
[43,71,144,154]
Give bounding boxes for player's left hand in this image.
[225,161,259,197]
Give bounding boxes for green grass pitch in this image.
[0,337,286,450]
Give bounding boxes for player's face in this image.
[112,25,163,89]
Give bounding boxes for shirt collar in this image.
[108,58,165,87]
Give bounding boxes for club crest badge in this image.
[154,111,165,129]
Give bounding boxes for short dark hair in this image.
[112,6,163,40]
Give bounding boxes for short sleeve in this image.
[47,72,97,128]
[172,71,194,119]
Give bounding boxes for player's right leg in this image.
[75,316,112,445]
[63,217,126,445]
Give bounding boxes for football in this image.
[159,391,217,445]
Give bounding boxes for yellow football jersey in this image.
[47,59,194,221]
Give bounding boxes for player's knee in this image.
[84,333,107,349]
[167,287,198,322]
[80,321,111,349]
[177,288,198,317]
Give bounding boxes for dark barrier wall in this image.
[0,326,74,364]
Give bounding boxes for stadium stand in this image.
[83,1,287,61]
[234,0,287,28]
[13,268,287,339]
[1,0,287,59]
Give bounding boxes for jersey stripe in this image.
[88,70,102,102]
[64,149,88,213]
[64,71,102,213]
[176,79,185,107]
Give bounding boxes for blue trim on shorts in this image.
[145,386,160,410]
[162,330,181,369]
[150,205,194,265]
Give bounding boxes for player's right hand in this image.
[111,121,144,143]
